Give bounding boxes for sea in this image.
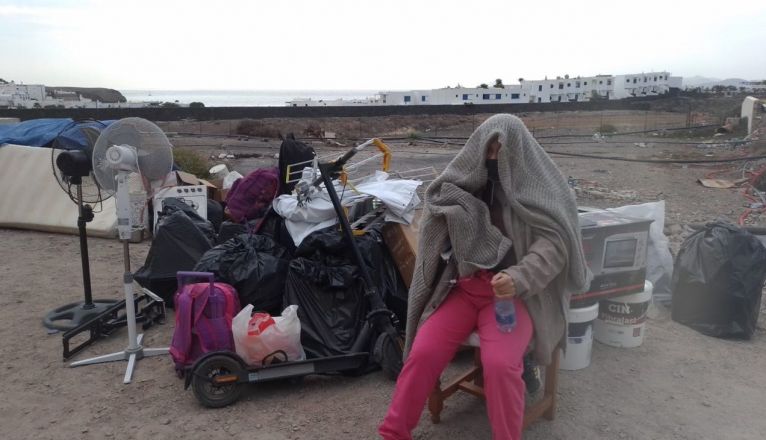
[120,90,378,107]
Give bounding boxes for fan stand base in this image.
[69,239,168,384]
[70,333,168,384]
[43,299,119,331]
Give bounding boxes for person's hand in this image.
[491,272,516,297]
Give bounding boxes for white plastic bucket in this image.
[209,164,230,187]
[594,280,653,348]
[560,302,599,371]
[209,163,230,179]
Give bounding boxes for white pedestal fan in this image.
[70,118,173,383]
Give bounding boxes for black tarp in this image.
[134,203,215,305]
[671,222,766,339]
[194,234,289,314]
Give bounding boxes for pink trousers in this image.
[379,270,533,440]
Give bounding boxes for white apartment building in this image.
[521,75,615,103]
[612,72,675,99]
[287,71,683,106]
[378,84,529,106]
[0,83,47,107]
[0,83,101,109]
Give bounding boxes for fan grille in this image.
[92,118,174,195]
[51,147,110,205]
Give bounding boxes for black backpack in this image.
[278,133,316,195]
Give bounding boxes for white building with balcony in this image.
[287,71,683,106]
[612,72,675,99]
[378,84,528,106]
[521,75,616,103]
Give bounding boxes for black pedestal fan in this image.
[43,128,117,330]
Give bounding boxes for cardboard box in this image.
[382,210,422,288]
[175,171,222,201]
[572,210,653,306]
[153,185,209,232]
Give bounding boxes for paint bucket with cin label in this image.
[595,280,653,348]
[560,302,599,371]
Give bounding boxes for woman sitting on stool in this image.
[379,114,591,440]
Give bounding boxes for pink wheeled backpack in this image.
[169,272,240,374]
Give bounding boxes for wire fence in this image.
[159,108,730,143]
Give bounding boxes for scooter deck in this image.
[185,351,370,389]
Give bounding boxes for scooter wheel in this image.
[374,332,404,381]
[191,354,244,408]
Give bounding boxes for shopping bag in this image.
[232,304,306,366]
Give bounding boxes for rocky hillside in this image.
[50,87,127,103]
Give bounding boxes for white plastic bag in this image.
[222,171,244,191]
[232,304,306,367]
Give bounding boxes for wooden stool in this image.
[427,333,560,430]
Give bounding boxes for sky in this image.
[1,0,764,91]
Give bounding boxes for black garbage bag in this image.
[256,208,297,253]
[284,258,367,358]
[134,209,215,305]
[671,222,766,339]
[354,229,409,326]
[295,226,347,263]
[194,234,289,314]
[217,221,248,244]
[295,226,408,325]
[154,197,216,243]
[216,219,265,245]
[207,199,224,233]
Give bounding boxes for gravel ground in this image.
[2,110,765,439]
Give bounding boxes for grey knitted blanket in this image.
[428,182,513,276]
[404,114,591,357]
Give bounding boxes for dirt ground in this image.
[2,105,766,439]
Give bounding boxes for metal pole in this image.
[319,165,397,339]
[76,184,94,308]
[123,240,139,352]
[644,110,648,131]
[319,167,375,292]
[687,102,692,128]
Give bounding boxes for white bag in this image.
[232,304,306,367]
[222,171,244,191]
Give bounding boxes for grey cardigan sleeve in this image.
[501,232,566,299]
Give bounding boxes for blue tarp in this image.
[0,118,114,150]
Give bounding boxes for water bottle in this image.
[494,295,516,333]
